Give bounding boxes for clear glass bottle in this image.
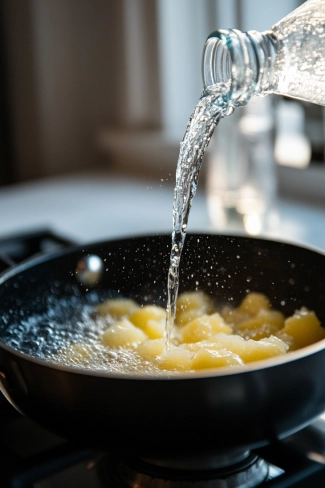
[202,0,325,107]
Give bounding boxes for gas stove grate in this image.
[0,229,74,273]
[1,412,325,488]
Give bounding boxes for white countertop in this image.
[0,172,324,251]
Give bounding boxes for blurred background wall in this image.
[0,0,324,197]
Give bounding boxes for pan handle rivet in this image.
[75,255,104,286]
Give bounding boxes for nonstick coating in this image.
[0,233,325,458]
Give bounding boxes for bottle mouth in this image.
[202,34,232,90]
[202,29,274,106]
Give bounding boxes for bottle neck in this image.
[202,29,277,107]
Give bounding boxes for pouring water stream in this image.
[164,83,233,349]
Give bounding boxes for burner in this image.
[99,452,269,488]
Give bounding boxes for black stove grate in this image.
[1,426,325,488]
[0,229,74,273]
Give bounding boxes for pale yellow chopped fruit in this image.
[101,319,147,349]
[208,333,247,356]
[177,290,214,312]
[221,306,250,326]
[129,305,166,339]
[179,342,208,353]
[260,309,286,328]
[158,347,193,371]
[208,333,288,363]
[191,348,244,370]
[237,323,281,341]
[93,291,322,373]
[96,298,139,318]
[281,308,325,349]
[136,339,165,360]
[235,310,285,340]
[61,343,94,363]
[241,336,289,362]
[238,292,271,316]
[176,309,206,326]
[275,331,296,350]
[180,313,232,343]
[237,309,285,330]
[176,291,214,325]
[144,320,165,339]
[179,340,226,353]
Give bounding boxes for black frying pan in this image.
[0,233,325,460]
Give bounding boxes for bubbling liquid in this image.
[1,293,163,375]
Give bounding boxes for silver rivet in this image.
[75,255,104,286]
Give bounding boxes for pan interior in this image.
[0,234,324,376]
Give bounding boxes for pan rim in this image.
[0,232,325,381]
[0,231,324,284]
